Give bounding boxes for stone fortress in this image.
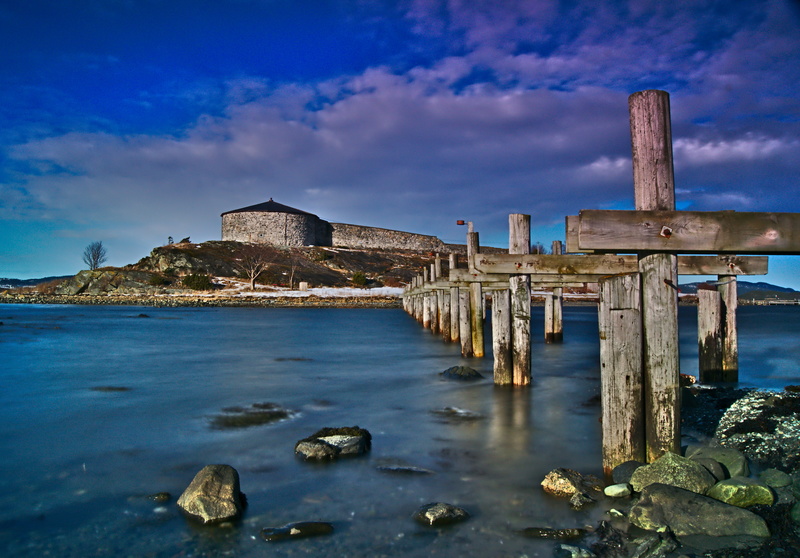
[221,199,450,252]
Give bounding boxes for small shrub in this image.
[148,275,170,286]
[182,273,213,290]
[352,272,368,286]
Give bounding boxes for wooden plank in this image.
[474,253,637,275]
[599,273,645,477]
[630,90,675,211]
[677,255,767,276]
[450,269,511,283]
[566,215,591,254]
[578,209,800,254]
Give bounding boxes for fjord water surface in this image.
[0,304,798,556]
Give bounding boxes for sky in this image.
[2,0,800,287]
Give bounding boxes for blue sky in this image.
[2,0,800,287]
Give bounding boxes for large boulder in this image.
[177,464,245,523]
[629,483,770,538]
[294,426,371,460]
[629,451,716,494]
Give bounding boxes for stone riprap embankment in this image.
[0,293,401,308]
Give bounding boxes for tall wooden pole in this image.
[599,273,645,477]
[467,231,485,357]
[509,214,531,385]
[629,89,681,461]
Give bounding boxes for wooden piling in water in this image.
[492,289,513,384]
[467,231,485,357]
[545,240,564,343]
[509,214,531,385]
[698,287,724,381]
[630,89,681,460]
[459,289,473,357]
[599,273,645,477]
[440,289,451,342]
[450,286,460,343]
[718,275,739,380]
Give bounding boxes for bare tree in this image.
[232,244,277,290]
[82,241,108,270]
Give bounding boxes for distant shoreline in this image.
[0,293,403,309]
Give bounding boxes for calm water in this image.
[1,303,798,557]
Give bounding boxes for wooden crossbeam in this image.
[573,210,800,255]
[473,253,767,276]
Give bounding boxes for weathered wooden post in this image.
[698,287,724,380]
[629,89,681,460]
[467,230,485,358]
[599,273,645,477]
[450,286,460,343]
[440,289,451,342]
[718,275,739,379]
[509,214,531,385]
[492,289,513,384]
[459,289,473,357]
[545,240,564,343]
[429,264,440,335]
[422,268,432,330]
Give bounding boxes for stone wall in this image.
[222,212,319,246]
[329,223,447,252]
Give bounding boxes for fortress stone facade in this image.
[221,199,449,252]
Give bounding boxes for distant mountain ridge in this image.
[679,281,797,294]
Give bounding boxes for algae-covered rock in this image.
[629,451,716,494]
[707,476,775,508]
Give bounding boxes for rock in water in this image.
[261,521,334,542]
[541,468,603,499]
[177,464,244,524]
[629,483,770,538]
[413,502,470,526]
[439,366,483,380]
[294,426,371,460]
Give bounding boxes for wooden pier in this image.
[402,89,798,476]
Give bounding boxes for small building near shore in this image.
[221,198,449,252]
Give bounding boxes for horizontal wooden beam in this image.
[474,253,767,276]
[576,210,800,255]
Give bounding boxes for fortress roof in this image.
[221,198,318,218]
